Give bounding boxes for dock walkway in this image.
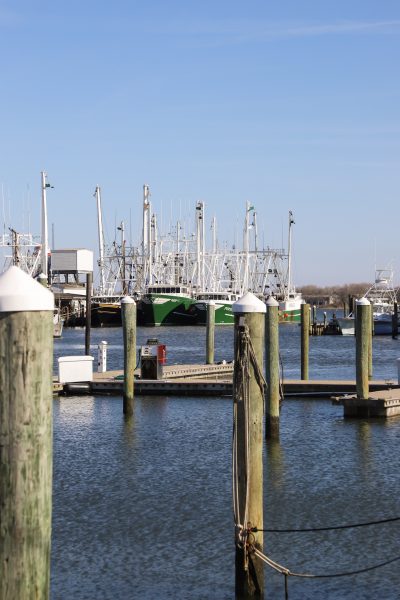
[53,362,399,399]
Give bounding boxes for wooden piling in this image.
[356,297,370,400]
[265,296,280,439]
[121,297,136,416]
[85,272,92,355]
[368,304,373,379]
[301,303,310,380]
[206,301,215,365]
[232,292,265,598]
[392,301,398,339]
[0,267,54,600]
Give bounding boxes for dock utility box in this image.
[58,355,94,383]
[140,339,165,380]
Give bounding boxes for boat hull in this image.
[91,302,122,327]
[140,294,196,326]
[191,301,235,325]
[279,300,302,323]
[338,316,399,336]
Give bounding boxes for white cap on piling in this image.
[233,291,266,314]
[266,296,279,307]
[0,266,54,312]
[121,296,136,304]
[356,297,370,306]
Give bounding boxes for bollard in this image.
[0,266,54,599]
[97,340,108,373]
[356,297,370,400]
[232,292,265,598]
[301,303,310,380]
[121,297,136,416]
[85,272,92,355]
[206,301,215,364]
[265,296,280,439]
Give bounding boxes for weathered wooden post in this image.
[392,301,398,339]
[121,297,136,416]
[356,297,370,399]
[85,272,92,355]
[368,304,373,379]
[265,296,280,440]
[232,292,265,598]
[206,301,215,365]
[301,303,310,380]
[0,266,54,599]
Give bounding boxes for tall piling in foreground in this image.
[232,292,265,598]
[0,266,54,600]
[265,296,280,440]
[85,272,92,355]
[121,297,136,416]
[356,297,370,400]
[206,301,215,364]
[368,304,373,379]
[301,303,310,380]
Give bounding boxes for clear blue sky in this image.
[0,1,399,287]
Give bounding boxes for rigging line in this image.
[252,546,400,579]
[279,351,284,404]
[252,514,400,533]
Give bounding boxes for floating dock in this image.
[333,390,400,417]
[53,362,399,400]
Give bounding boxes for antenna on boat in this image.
[41,171,53,281]
[287,210,295,294]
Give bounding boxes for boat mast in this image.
[243,201,252,292]
[253,211,258,253]
[211,215,217,254]
[196,201,205,291]
[94,185,106,296]
[142,184,151,285]
[287,210,295,296]
[40,171,51,280]
[117,221,126,295]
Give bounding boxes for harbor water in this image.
[51,321,400,599]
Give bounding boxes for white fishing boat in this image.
[337,269,399,336]
[191,291,240,325]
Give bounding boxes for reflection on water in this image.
[51,394,400,600]
[51,326,400,599]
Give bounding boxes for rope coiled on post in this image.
[232,323,267,570]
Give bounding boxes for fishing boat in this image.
[191,291,240,325]
[139,284,196,326]
[337,269,399,336]
[278,290,304,323]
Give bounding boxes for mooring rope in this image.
[279,351,285,405]
[252,514,400,533]
[251,545,400,579]
[232,323,267,570]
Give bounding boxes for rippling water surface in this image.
[51,323,400,599]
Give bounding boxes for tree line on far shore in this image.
[298,283,390,308]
